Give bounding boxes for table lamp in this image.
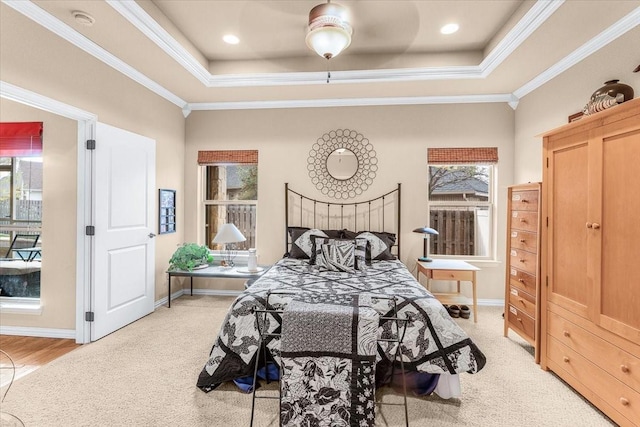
[413,226,438,262]
[212,223,246,267]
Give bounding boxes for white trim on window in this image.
[427,164,496,261]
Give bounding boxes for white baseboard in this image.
[0,325,75,339]
[477,299,505,307]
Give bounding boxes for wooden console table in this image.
[416,259,480,322]
[166,265,268,307]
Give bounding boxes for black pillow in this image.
[287,227,342,259]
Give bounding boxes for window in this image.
[427,147,497,259]
[199,150,258,252]
[1,122,43,299]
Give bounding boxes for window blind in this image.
[197,150,258,165]
[427,147,498,164]
[0,122,43,157]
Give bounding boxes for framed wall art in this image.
[159,189,176,234]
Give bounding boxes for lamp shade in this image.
[212,223,246,244]
[306,1,352,59]
[413,227,439,235]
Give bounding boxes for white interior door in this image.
[91,122,155,341]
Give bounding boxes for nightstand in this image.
[416,259,480,322]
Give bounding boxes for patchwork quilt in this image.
[280,296,378,426]
[197,258,486,399]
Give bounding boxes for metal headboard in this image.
[285,183,402,259]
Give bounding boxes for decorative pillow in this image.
[354,231,397,261]
[287,227,342,259]
[315,240,355,273]
[312,236,369,271]
[353,237,369,270]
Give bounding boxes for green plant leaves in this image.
[169,243,213,271]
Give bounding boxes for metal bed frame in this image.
[284,183,402,259]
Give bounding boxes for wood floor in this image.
[0,335,80,385]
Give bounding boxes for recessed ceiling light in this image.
[440,23,459,35]
[72,10,95,27]
[223,34,240,45]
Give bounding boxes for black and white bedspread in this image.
[197,258,486,395]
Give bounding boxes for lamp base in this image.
[418,256,433,262]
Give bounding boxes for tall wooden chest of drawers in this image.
[541,98,640,427]
[504,182,541,363]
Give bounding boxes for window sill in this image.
[210,250,250,264]
[0,297,42,315]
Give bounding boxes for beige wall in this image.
[1,4,186,330]
[185,103,515,299]
[513,26,640,183]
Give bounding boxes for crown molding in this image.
[479,0,564,76]
[105,0,211,86]
[2,0,187,109]
[4,0,635,112]
[514,6,640,99]
[0,80,97,121]
[187,94,515,112]
[109,0,561,88]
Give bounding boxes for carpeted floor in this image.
[1,296,615,426]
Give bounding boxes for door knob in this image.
[148,233,156,238]
[592,223,600,229]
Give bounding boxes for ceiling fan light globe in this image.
[306,27,351,59]
[306,1,352,59]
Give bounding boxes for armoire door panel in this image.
[550,143,589,308]
[598,129,640,341]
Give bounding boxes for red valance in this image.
[0,122,43,157]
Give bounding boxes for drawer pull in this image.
[519,219,526,223]
[621,365,630,374]
[518,278,525,283]
[592,223,600,229]
[518,298,526,306]
[521,199,528,203]
[563,330,570,338]
[519,259,526,263]
[516,317,523,323]
[563,356,570,363]
[586,222,592,229]
[620,397,629,406]
[519,239,526,243]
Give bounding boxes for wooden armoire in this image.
[541,97,640,427]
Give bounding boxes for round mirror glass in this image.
[326,148,358,180]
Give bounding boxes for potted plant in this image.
[169,243,213,271]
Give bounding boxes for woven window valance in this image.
[198,150,258,165]
[428,147,498,164]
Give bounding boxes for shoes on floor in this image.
[447,304,460,318]
[460,305,471,319]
